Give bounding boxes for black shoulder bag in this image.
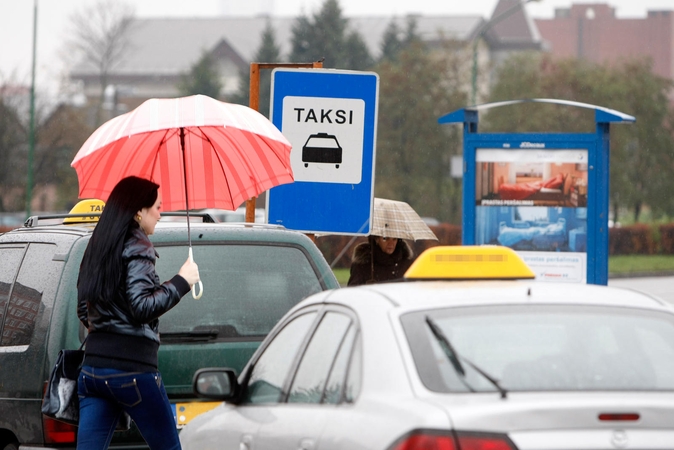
[41,340,85,425]
[41,339,132,430]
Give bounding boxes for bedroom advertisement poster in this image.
[474,149,588,283]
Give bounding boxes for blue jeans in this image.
[77,366,180,450]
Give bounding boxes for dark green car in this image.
[0,213,338,449]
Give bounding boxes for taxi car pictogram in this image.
[301,132,342,168]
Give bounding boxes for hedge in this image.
[608,224,657,255]
[659,223,674,254]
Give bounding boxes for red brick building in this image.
[535,3,674,81]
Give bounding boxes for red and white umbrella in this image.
[71,94,294,298]
[72,94,293,213]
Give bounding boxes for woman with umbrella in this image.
[347,198,437,286]
[348,235,415,286]
[76,176,200,449]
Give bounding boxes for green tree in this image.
[379,16,424,64]
[380,20,404,63]
[178,51,223,99]
[36,105,93,210]
[289,0,372,70]
[230,21,282,118]
[607,60,674,222]
[344,31,374,70]
[0,99,25,211]
[486,53,674,222]
[374,41,467,223]
[402,16,423,48]
[0,93,93,213]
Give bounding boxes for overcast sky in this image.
[2,0,673,96]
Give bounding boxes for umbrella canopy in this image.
[71,94,293,213]
[371,198,438,241]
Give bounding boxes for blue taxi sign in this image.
[267,69,379,235]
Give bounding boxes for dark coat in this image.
[78,227,191,370]
[78,227,190,342]
[347,237,414,286]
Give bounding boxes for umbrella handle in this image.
[188,247,204,300]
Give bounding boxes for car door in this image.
[254,308,359,450]
[224,309,320,450]
[0,242,63,444]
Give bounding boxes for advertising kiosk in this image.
[439,99,635,285]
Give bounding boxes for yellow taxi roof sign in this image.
[404,245,535,280]
[63,199,105,224]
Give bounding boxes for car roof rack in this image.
[24,213,102,228]
[24,211,217,228]
[160,212,217,223]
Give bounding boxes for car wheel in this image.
[335,164,339,168]
[2,442,18,450]
[304,163,308,168]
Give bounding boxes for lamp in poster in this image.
[475,149,588,283]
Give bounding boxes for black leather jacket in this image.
[78,227,190,344]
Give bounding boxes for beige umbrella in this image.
[371,198,438,241]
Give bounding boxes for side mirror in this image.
[192,368,239,401]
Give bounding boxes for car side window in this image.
[1,243,58,346]
[0,245,26,340]
[287,312,352,404]
[242,312,317,405]
[322,323,357,404]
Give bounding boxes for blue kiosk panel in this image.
[439,99,635,285]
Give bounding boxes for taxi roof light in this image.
[404,246,535,280]
[63,199,105,224]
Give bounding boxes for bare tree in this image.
[65,0,135,126]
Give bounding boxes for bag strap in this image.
[78,334,88,351]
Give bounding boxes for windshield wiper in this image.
[425,317,467,377]
[160,330,219,342]
[425,316,508,399]
[460,356,508,399]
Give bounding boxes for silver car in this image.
[180,248,674,450]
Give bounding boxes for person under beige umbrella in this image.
[348,198,437,286]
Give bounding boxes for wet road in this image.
[609,276,674,305]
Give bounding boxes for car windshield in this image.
[155,243,324,341]
[402,304,674,393]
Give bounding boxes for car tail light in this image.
[457,434,516,450]
[598,413,640,422]
[391,433,456,450]
[43,416,77,444]
[389,430,517,450]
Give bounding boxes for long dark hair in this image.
[78,176,159,306]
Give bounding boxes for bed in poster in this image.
[476,149,588,207]
[475,205,588,283]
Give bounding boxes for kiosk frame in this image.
[439,99,635,285]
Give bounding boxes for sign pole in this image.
[245,61,323,224]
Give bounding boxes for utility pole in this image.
[25,0,38,219]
